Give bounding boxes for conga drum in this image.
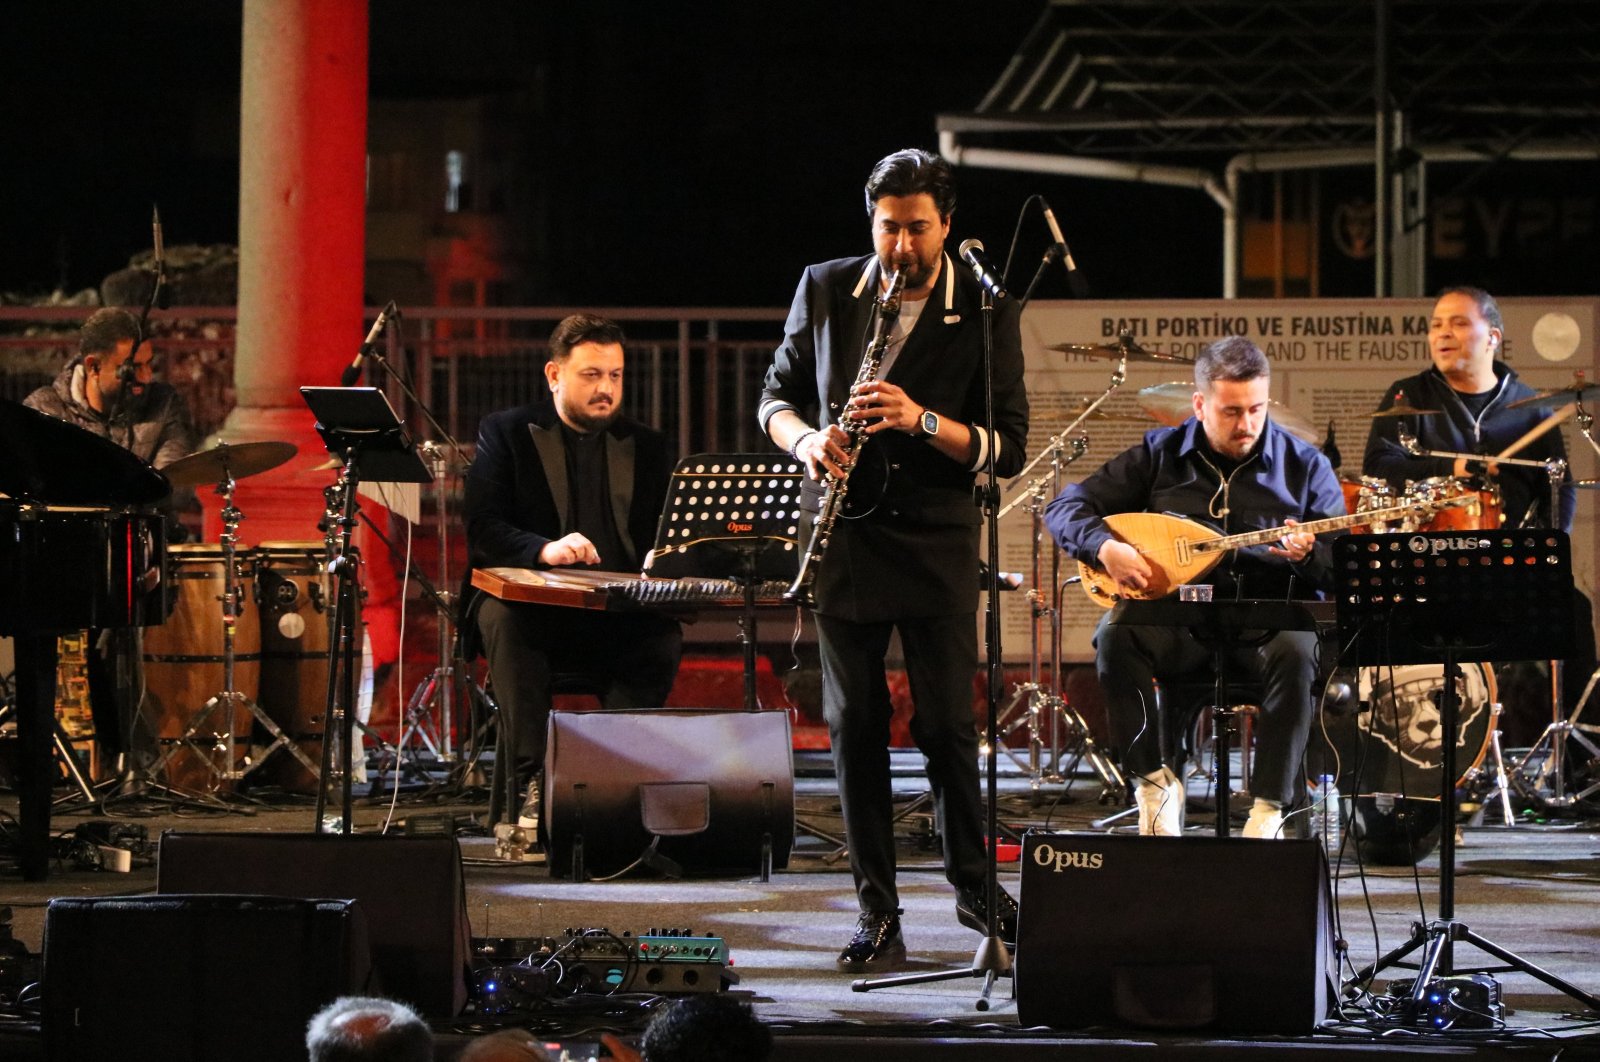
[254,542,337,793]
[141,544,260,792]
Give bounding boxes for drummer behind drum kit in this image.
[136,440,331,797]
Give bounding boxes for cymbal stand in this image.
[991,440,1121,797]
[1514,400,1600,808]
[393,442,455,765]
[152,468,313,794]
[992,357,1127,796]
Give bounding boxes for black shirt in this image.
[559,420,634,571]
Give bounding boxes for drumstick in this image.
[1495,402,1574,461]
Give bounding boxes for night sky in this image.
[0,1,1221,308]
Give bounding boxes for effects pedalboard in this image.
[1386,975,1505,1029]
[471,928,736,1014]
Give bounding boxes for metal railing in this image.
[0,305,792,457]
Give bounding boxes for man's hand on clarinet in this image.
[849,380,923,436]
[794,424,851,481]
[540,532,600,567]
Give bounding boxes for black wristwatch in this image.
[913,408,940,439]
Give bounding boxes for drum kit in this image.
[1001,337,1600,833]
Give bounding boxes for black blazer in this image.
[758,252,1029,526]
[461,400,675,635]
[758,252,1030,620]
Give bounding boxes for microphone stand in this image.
[355,316,476,775]
[856,276,1012,1007]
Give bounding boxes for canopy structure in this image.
[937,0,1600,296]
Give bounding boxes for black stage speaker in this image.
[546,708,794,879]
[157,832,470,1018]
[44,894,371,1062]
[1015,832,1335,1035]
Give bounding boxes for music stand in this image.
[1335,530,1599,1018]
[300,386,431,834]
[641,453,802,710]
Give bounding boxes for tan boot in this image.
[1135,769,1184,836]
[1242,798,1285,839]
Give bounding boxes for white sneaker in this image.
[1135,771,1185,836]
[1242,799,1285,839]
[517,777,541,831]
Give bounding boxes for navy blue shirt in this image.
[1045,418,1347,600]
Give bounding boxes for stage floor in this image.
[2,751,1599,1060]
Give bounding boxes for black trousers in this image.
[1094,611,1318,807]
[476,597,683,783]
[816,610,986,914]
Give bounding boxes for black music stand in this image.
[1109,597,1319,835]
[300,387,431,834]
[1336,530,1599,1018]
[641,453,802,710]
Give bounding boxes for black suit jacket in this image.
[461,400,676,636]
[758,252,1029,620]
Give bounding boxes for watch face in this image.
[921,410,939,436]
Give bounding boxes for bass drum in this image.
[1317,661,1496,864]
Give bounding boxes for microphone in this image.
[958,239,1008,300]
[341,302,396,386]
[1040,199,1089,297]
[151,205,170,310]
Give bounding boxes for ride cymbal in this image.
[1505,379,1600,411]
[1135,382,1320,444]
[1046,336,1192,364]
[1367,402,1441,418]
[162,440,298,486]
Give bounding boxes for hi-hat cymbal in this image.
[1046,336,1193,364]
[1506,378,1600,411]
[1367,402,1441,418]
[163,440,298,487]
[1135,382,1320,445]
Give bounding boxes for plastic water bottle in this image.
[1316,774,1342,861]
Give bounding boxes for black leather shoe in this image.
[836,911,906,973]
[955,884,1019,945]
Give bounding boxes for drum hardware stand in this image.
[991,364,1125,798]
[143,469,316,801]
[301,385,433,834]
[350,313,475,773]
[1338,531,1600,1018]
[1463,703,1518,828]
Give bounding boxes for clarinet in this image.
[783,266,907,607]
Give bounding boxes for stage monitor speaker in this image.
[43,894,371,1062]
[157,832,470,1018]
[546,708,794,879]
[1015,832,1335,1035]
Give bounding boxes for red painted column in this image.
[211,0,368,546]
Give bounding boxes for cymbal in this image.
[1135,382,1320,445]
[163,440,298,487]
[1506,379,1600,411]
[1066,400,1151,425]
[1367,402,1441,418]
[1047,336,1193,364]
[1575,480,1600,490]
